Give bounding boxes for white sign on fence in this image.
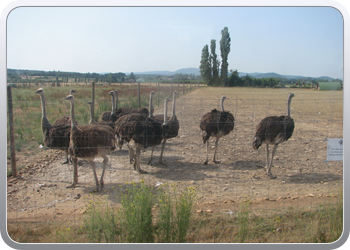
[326,138,343,161]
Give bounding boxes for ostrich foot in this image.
[147,159,153,166]
[203,160,209,165]
[62,160,69,164]
[136,169,148,174]
[213,160,221,164]
[265,172,277,179]
[91,185,102,193]
[66,183,77,189]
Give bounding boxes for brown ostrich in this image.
[35,88,71,164]
[200,96,235,165]
[149,90,179,165]
[115,92,170,174]
[100,91,117,123]
[252,93,295,179]
[64,95,116,192]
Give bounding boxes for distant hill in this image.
[8,67,340,81]
[132,67,200,76]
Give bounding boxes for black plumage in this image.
[115,92,168,173]
[199,96,234,165]
[252,93,295,179]
[64,95,116,192]
[149,90,180,165]
[35,88,71,164]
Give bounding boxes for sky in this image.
[6,6,344,79]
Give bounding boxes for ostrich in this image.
[115,92,170,174]
[52,89,77,125]
[87,101,115,130]
[113,90,150,149]
[252,93,295,179]
[63,95,116,191]
[200,96,234,165]
[35,88,71,164]
[100,91,117,122]
[149,90,179,165]
[52,89,77,126]
[114,90,149,120]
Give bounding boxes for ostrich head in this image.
[70,89,77,95]
[35,88,44,96]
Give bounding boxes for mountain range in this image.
[130,67,340,81]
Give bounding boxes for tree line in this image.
[7,69,128,84]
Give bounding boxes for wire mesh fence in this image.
[7,84,343,243]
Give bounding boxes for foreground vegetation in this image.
[7,184,343,243]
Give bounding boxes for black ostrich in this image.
[87,101,115,130]
[53,89,77,126]
[100,91,117,123]
[200,96,235,165]
[115,92,170,174]
[252,93,295,179]
[150,90,179,165]
[63,95,116,192]
[114,90,149,120]
[35,88,72,164]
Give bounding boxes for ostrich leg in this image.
[158,139,167,165]
[99,155,108,188]
[62,150,69,164]
[266,143,270,168]
[148,146,155,165]
[266,144,278,179]
[204,140,209,165]
[135,146,147,174]
[67,157,78,188]
[213,137,221,164]
[89,160,101,192]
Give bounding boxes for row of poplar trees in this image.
[199,27,231,87]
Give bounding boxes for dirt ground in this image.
[7,87,343,227]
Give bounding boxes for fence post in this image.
[183,82,185,95]
[171,81,173,95]
[138,82,141,108]
[7,85,17,177]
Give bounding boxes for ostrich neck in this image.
[70,100,77,129]
[287,96,292,117]
[89,104,94,124]
[115,93,118,111]
[172,93,176,117]
[40,93,47,119]
[220,98,225,112]
[149,94,154,118]
[40,93,50,132]
[163,99,168,125]
[111,94,115,113]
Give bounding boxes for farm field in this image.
[6,86,343,242]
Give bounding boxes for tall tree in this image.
[210,39,220,86]
[220,27,231,87]
[199,44,212,85]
